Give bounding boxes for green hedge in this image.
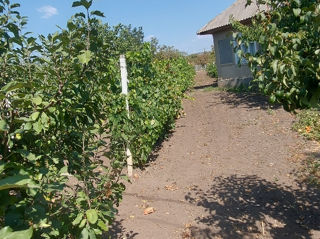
[0,0,195,238]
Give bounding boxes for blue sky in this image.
[17,0,235,54]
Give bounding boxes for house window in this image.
[234,41,258,65]
[218,39,233,65]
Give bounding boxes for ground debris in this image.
[143,207,155,215]
[164,182,179,191]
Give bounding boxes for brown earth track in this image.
[108,71,320,239]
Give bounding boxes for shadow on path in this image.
[185,175,320,239]
[105,219,138,239]
[193,82,218,90]
[217,92,281,110]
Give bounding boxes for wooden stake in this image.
[120,55,133,177]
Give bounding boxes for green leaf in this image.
[291,65,297,77]
[0,93,5,101]
[89,229,97,239]
[90,10,105,17]
[72,1,83,7]
[14,117,32,123]
[24,122,32,131]
[271,60,278,73]
[74,12,86,18]
[59,166,69,175]
[270,95,276,103]
[269,23,277,31]
[293,8,301,17]
[78,50,93,65]
[72,0,92,10]
[17,149,38,162]
[10,3,21,9]
[86,209,98,224]
[293,0,301,6]
[0,227,33,239]
[79,219,86,228]
[72,213,84,226]
[41,112,49,125]
[32,96,42,106]
[279,64,286,74]
[80,228,89,239]
[0,163,5,174]
[310,87,320,107]
[0,120,9,131]
[33,121,42,133]
[52,158,59,164]
[1,82,25,93]
[6,23,19,37]
[39,220,51,228]
[97,220,108,231]
[0,174,38,191]
[269,46,276,56]
[31,112,40,121]
[93,228,102,236]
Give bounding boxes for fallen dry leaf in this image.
[164,182,178,191]
[305,126,312,133]
[185,223,192,228]
[144,207,155,215]
[181,223,193,239]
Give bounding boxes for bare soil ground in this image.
[108,71,320,239]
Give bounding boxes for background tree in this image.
[187,48,215,67]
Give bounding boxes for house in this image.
[197,0,266,87]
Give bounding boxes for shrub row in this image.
[0,0,195,238]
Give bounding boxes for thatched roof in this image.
[197,0,267,35]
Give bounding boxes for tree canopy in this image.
[232,0,320,111]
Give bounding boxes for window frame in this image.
[218,38,234,65]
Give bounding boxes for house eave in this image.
[197,18,253,36]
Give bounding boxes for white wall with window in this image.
[213,31,254,79]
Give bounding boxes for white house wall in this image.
[213,31,252,80]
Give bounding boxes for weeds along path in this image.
[109,71,320,239]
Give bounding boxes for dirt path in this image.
[109,71,320,239]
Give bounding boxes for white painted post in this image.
[120,55,133,177]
